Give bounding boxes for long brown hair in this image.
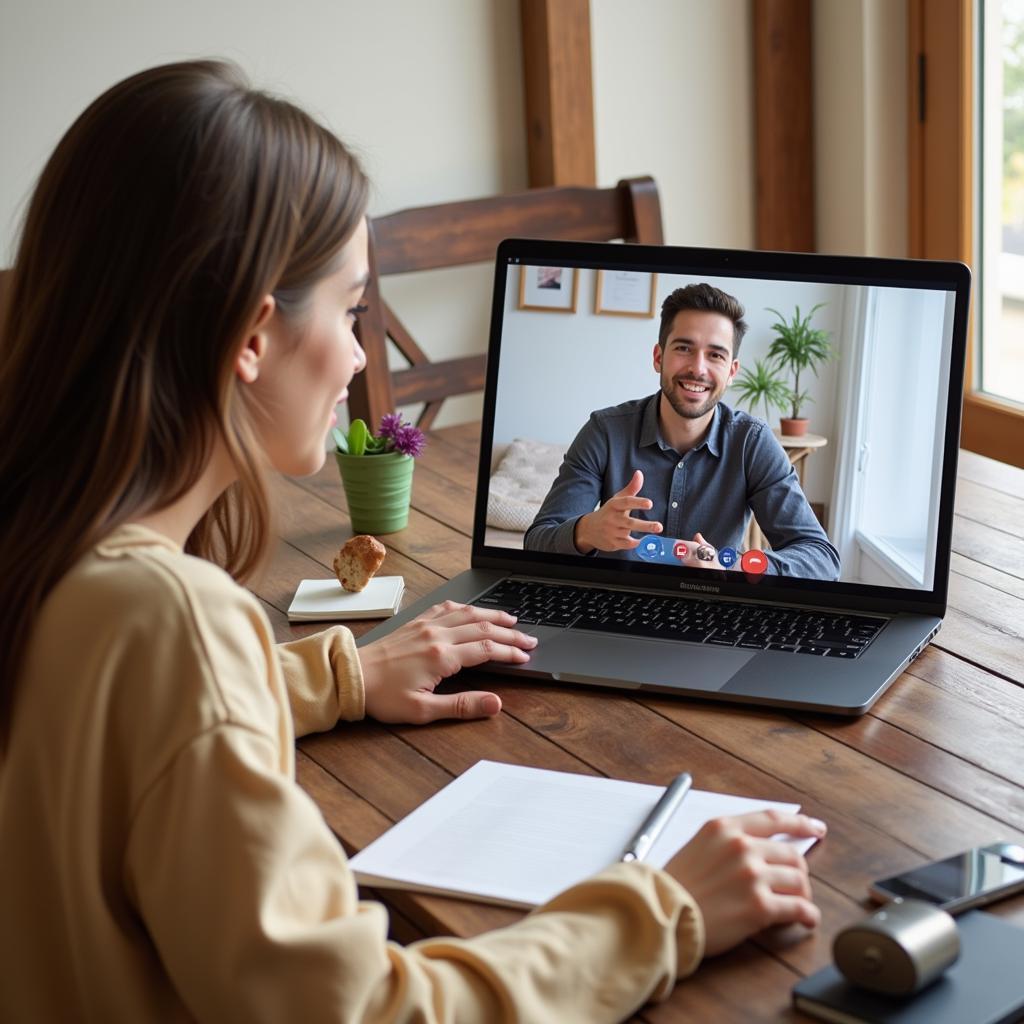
[0,60,368,742]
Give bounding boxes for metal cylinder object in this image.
[833,898,961,996]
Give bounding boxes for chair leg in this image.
[417,402,443,431]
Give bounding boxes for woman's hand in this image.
[357,600,537,724]
[664,809,826,957]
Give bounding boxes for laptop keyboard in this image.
[473,579,884,659]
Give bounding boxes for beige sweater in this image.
[0,524,704,1022]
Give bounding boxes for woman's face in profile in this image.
[250,217,369,477]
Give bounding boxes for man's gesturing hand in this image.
[664,809,826,957]
[679,531,726,570]
[574,470,663,554]
[357,601,537,723]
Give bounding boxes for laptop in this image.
[358,240,970,716]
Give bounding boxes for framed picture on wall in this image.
[518,265,579,312]
[594,270,658,317]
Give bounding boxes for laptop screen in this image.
[476,241,970,611]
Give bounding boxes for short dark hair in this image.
[658,283,748,355]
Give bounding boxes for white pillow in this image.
[486,438,567,532]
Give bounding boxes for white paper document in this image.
[287,576,404,622]
[348,760,816,909]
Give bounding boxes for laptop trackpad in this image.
[541,632,755,693]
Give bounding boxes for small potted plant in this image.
[332,413,426,534]
[765,303,833,436]
[732,357,792,427]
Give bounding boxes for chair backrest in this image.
[350,176,664,430]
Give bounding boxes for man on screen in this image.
[523,283,841,580]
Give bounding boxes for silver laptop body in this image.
[358,240,970,716]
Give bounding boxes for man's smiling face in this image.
[653,309,740,420]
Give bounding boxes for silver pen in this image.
[621,772,693,863]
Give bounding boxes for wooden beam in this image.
[520,0,596,187]
[392,356,488,408]
[753,0,815,252]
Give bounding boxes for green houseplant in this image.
[332,413,426,534]
[732,358,792,427]
[765,303,833,436]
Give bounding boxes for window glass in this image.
[980,0,1024,405]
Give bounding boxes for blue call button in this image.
[635,536,668,562]
[718,546,738,568]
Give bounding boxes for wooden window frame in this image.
[910,0,1024,468]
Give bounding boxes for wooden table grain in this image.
[253,423,1024,1023]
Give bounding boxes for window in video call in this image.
[484,263,956,593]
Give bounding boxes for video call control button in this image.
[740,549,769,574]
[635,536,668,563]
[673,541,689,561]
[718,546,738,568]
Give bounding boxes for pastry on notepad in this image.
[333,535,386,592]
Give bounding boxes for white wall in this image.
[492,268,845,506]
[591,0,755,249]
[1,0,904,431]
[814,0,908,257]
[0,0,528,427]
[592,0,907,259]
[0,0,527,247]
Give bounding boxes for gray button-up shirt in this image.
[524,394,841,581]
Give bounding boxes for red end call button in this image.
[740,549,768,574]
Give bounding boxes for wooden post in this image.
[753,0,815,252]
[520,0,596,187]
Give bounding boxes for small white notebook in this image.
[287,577,405,622]
[348,759,817,909]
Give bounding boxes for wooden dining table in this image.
[253,422,1024,1022]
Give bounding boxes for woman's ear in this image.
[235,295,276,384]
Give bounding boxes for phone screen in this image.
[876,843,1024,905]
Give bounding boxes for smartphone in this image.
[869,842,1024,914]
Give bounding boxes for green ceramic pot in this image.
[335,450,414,534]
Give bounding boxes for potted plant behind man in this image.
[732,357,792,428]
[332,413,426,534]
[766,304,833,437]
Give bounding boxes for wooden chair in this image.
[350,176,664,430]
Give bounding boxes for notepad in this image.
[348,760,817,909]
[287,577,405,622]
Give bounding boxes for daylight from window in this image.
[981,0,1024,404]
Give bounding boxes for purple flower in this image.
[392,423,426,458]
[378,412,403,440]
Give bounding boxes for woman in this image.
[0,61,824,1022]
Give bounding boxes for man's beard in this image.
[661,372,724,419]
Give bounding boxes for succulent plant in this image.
[332,414,426,458]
